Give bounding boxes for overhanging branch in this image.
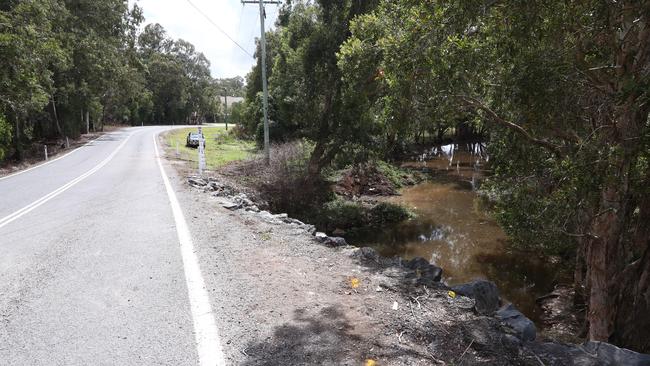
[454,95,564,157]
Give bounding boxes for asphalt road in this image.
[0,127,221,365]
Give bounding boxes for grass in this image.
[163,126,256,170]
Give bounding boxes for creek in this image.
[346,143,571,324]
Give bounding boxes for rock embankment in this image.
[186,175,650,366]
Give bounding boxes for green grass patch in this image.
[163,126,256,170]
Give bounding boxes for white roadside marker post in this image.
[66,137,70,149]
[44,145,48,160]
[198,136,206,176]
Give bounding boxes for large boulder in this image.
[531,341,650,366]
[188,177,207,187]
[324,236,347,247]
[351,247,381,263]
[403,257,443,284]
[452,280,500,315]
[578,341,650,366]
[314,232,328,242]
[496,303,536,342]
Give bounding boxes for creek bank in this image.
[213,152,581,340]
[185,175,650,365]
[217,156,420,236]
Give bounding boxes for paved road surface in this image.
[0,127,223,365]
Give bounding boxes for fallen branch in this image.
[458,339,475,363]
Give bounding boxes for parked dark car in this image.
[186,132,205,148]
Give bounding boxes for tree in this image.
[248,0,379,176]
[0,0,65,158]
[214,76,245,97]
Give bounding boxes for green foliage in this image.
[214,76,245,97]
[0,114,12,161]
[322,199,366,229]
[368,202,412,226]
[320,199,412,231]
[374,161,407,188]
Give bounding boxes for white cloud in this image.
[129,0,279,79]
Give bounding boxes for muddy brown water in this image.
[347,143,570,324]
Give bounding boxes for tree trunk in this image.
[13,115,22,161]
[85,110,90,134]
[582,102,649,352]
[50,98,63,138]
[307,80,338,179]
[610,173,650,352]
[307,140,327,177]
[583,180,628,342]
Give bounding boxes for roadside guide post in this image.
[44,145,48,160]
[198,127,206,176]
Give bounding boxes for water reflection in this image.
[347,143,569,324]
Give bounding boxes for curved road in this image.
[0,127,223,365]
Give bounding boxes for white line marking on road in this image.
[0,133,134,229]
[153,133,226,366]
[0,133,106,182]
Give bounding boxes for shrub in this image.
[369,202,413,225]
[322,199,366,230]
[240,140,329,220]
[375,160,408,188]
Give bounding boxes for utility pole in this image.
[223,88,228,131]
[242,0,279,165]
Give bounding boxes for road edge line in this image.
[0,132,134,229]
[152,132,227,366]
[0,131,115,182]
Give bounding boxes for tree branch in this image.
[454,95,564,157]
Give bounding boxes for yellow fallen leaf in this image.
[364,359,377,366]
[448,290,456,298]
[350,277,360,289]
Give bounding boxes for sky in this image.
[129,0,280,79]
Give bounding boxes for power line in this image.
[185,0,254,58]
